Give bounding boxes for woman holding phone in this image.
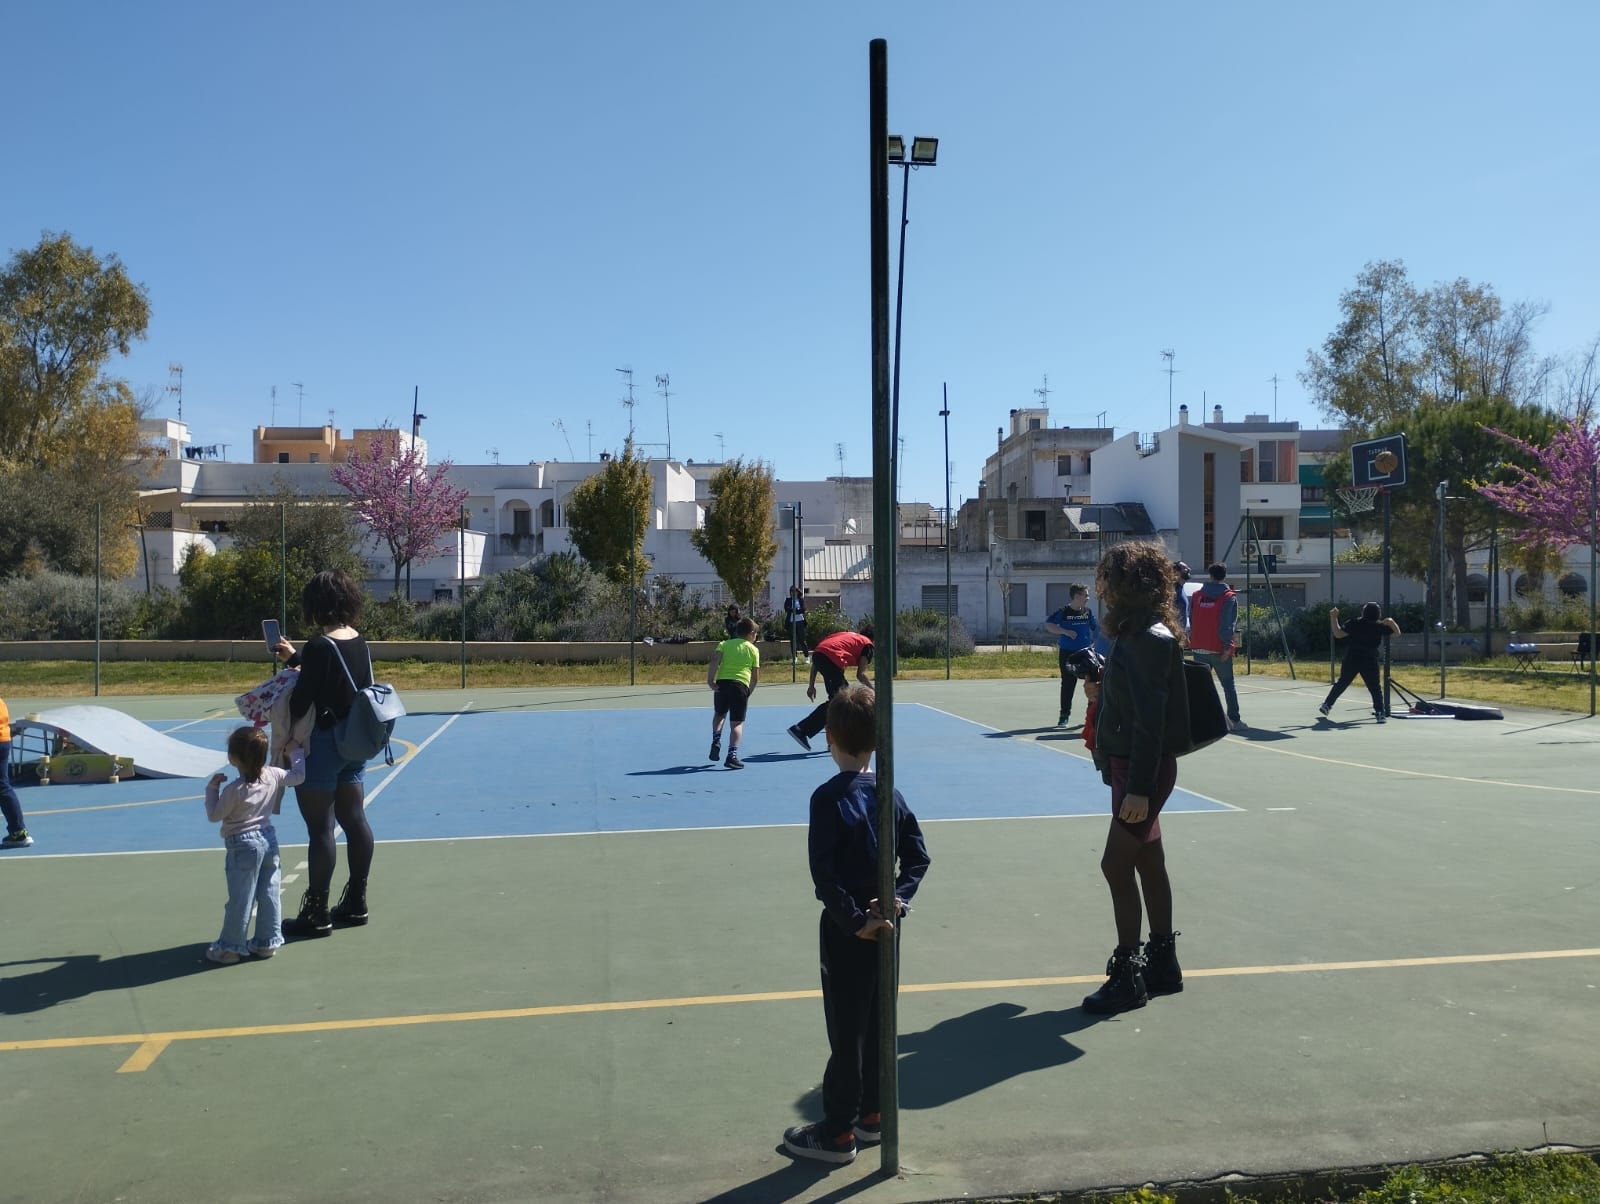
[272,569,377,937]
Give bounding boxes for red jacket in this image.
[817,630,874,669]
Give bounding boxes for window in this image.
[309,453,320,463]
[277,452,290,464]
[1248,516,1285,540]
[1258,441,1277,483]
[1057,455,1072,476]
[921,584,959,615]
[1007,583,1028,616]
[1028,417,1041,431]
[1025,510,1047,541]
[1302,485,1325,504]
[1240,450,1252,483]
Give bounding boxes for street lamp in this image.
[887,133,938,674]
[940,387,951,680]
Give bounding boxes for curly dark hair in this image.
[300,569,363,629]
[1096,541,1184,643]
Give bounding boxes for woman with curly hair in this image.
[1083,541,1191,1014]
[271,569,378,937]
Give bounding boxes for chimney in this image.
[1212,404,1224,424]
[1178,404,1189,427]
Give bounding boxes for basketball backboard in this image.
[1350,432,1408,489]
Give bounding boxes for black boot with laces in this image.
[1082,945,1148,1014]
[331,879,369,927]
[283,889,332,938]
[1144,931,1183,995]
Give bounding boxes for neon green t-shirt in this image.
[714,638,760,687]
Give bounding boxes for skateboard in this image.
[34,752,135,786]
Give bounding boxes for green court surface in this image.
[2,672,1597,1204]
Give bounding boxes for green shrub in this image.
[896,607,975,658]
[0,571,148,640]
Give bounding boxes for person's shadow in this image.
[1,945,215,1014]
[899,1001,1101,1108]
[625,764,725,777]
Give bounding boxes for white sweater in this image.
[205,748,306,838]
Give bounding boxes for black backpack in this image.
[1180,658,1229,755]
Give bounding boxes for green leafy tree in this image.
[564,441,652,584]
[690,458,779,610]
[228,477,366,603]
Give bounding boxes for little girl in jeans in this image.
[205,726,305,964]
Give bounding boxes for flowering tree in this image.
[331,428,469,597]
[1475,421,1600,549]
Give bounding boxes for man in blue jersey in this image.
[1043,583,1100,727]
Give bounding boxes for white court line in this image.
[911,700,1243,812]
[363,705,472,805]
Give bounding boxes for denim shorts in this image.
[300,724,367,791]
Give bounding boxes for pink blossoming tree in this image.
[1475,421,1600,549]
[331,428,470,597]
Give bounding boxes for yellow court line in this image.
[1,947,1593,1072]
[27,793,201,817]
[1229,739,1600,797]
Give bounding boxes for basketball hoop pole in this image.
[1382,488,1392,716]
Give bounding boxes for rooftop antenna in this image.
[167,363,184,423]
[326,408,335,430]
[1033,373,1050,409]
[715,432,726,461]
[585,420,594,460]
[835,442,847,478]
[1269,373,1280,421]
[616,366,636,443]
[486,447,500,465]
[270,384,277,424]
[654,373,672,461]
[552,419,574,459]
[1160,350,1177,428]
[290,381,305,425]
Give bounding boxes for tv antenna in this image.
[654,373,672,461]
[715,432,725,461]
[616,366,636,442]
[167,363,184,423]
[1160,350,1177,428]
[1033,373,1050,408]
[835,442,847,477]
[290,381,306,424]
[270,384,278,424]
[552,419,574,459]
[486,447,500,465]
[1269,373,1280,421]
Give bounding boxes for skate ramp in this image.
[14,706,225,779]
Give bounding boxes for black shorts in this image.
[713,679,751,722]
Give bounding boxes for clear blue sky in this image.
[7,2,1597,511]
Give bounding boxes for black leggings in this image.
[1323,654,1384,714]
[296,782,374,895]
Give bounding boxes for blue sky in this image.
[7,2,1597,511]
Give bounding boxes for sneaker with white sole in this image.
[852,1113,882,1144]
[247,943,279,959]
[787,725,811,752]
[2,829,34,849]
[1318,702,1331,718]
[205,944,242,965]
[783,1122,855,1164]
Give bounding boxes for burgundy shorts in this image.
[1105,754,1178,843]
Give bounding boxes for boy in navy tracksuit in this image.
[783,685,931,1165]
[1044,584,1100,727]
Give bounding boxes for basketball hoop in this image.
[1335,486,1379,514]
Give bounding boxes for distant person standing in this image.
[1319,603,1401,723]
[784,587,810,656]
[1188,563,1242,730]
[723,604,743,640]
[1043,584,1100,727]
[1172,561,1192,632]
[0,698,32,849]
[707,617,761,770]
[787,626,874,752]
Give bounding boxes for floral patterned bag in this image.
[235,668,300,727]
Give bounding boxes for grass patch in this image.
[0,652,1064,698]
[1007,1150,1600,1203]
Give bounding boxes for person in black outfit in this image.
[723,604,743,640]
[1319,602,1402,723]
[784,586,810,655]
[1084,541,1191,1014]
[782,685,930,1165]
[272,570,378,935]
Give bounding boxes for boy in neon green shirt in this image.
[708,617,761,769]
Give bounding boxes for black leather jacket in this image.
[1092,620,1191,794]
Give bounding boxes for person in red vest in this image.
[787,624,874,752]
[1188,562,1242,730]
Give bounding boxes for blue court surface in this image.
[17,703,1233,855]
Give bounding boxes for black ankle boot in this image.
[1144,931,1183,996]
[283,890,332,938]
[331,879,369,927]
[1081,945,1148,1014]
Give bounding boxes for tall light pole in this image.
[940,386,952,679]
[407,387,426,602]
[887,133,938,679]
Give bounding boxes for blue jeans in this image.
[0,739,26,835]
[1193,650,1241,722]
[218,828,282,954]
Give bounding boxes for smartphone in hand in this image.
[262,618,282,654]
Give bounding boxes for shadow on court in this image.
[1,945,213,1014]
[900,1002,1099,1108]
